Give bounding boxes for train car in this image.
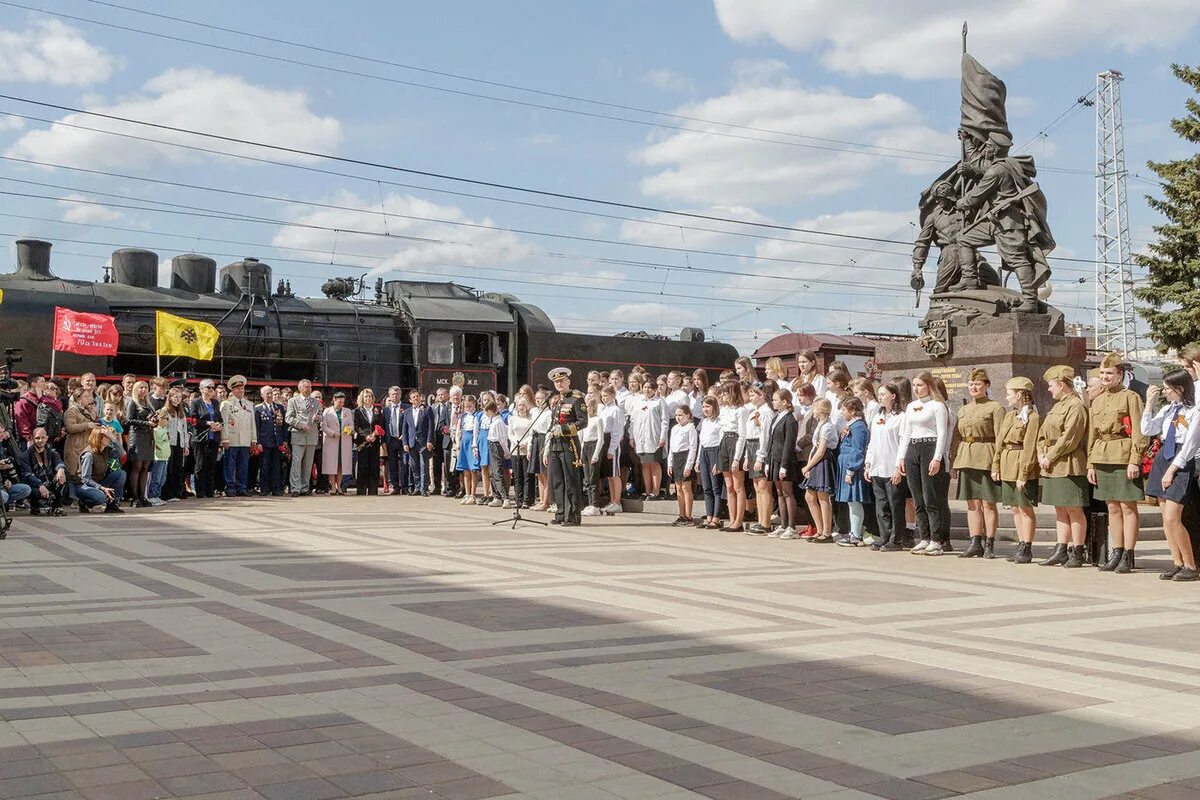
[0,239,738,394]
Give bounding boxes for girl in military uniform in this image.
[1038,366,1090,567]
[1142,370,1200,581]
[952,369,1006,559]
[993,377,1040,564]
[1087,352,1147,574]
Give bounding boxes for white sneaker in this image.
[767,528,780,538]
[602,502,623,514]
[467,496,478,505]
[459,496,470,505]
[924,541,945,556]
[778,527,797,540]
[910,540,930,554]
[503,500,516,509]
[548,504,558,514]
[582,506,601,516]
[149,498,165,507]
[165,498,180,503]
[488,498,504,507]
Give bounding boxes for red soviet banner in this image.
[52,307,119,355]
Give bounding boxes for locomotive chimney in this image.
[170,253,217,294]
[111,248,159,289]
[13,239,54,280]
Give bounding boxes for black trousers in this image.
[443,445,459,495]
[430,435,444,494]
[549,441,583,524]
[356,445,380,495]
[30,480,70,511]
[904,439,951,544]
[164,444,185,500]
[582,439,599,508]
[385,439,404,492]
[514,454,532,506]
[872,475,906,545]
[193,439,219,498]
[488,441,508,499]
[259,447,283,494]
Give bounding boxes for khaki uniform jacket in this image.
[951,398,1005,471]
[993,408,1040,482]
[1087,387,1146,467]
[220,397,257,448]
[285,394,322,447]
[1038,394,1088,477]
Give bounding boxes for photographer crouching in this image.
[20,427,69,516]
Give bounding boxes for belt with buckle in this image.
[963,436,996,444]
[1097,432,1129,442]
[1004,444,1024,451]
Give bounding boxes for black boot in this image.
[983,538,996,559]
[1040,543,1069,566]
[1064,545,1086,568]
[959,536,985,558]
[1098,547,1124,572]
[1114,548,1134,574]
[1013,541,1033,564]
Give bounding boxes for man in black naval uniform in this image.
[543,367,587,525]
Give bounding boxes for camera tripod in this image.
[490,405,548,530]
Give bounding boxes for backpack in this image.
[36,402,64,441]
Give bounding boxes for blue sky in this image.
[0,0,1197,354]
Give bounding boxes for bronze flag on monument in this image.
[959,54,1012,147]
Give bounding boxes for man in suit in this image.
[285,379,321,496]
[430,386,450,496]
[401,389,434,496]
[188,378,224,498]
[382,385,407,494]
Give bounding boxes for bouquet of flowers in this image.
[342,425,353,437]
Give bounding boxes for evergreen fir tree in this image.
[1135,64,1200,351]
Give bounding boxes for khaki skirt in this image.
[956,467,1000,502]
[1040,474,1089,508]
[1091,463,1145,502]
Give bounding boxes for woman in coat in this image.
[352,388,384,496]
[124,380,156,507]
[64,386,102,483]
[320,391,354,495]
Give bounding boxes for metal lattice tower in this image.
[1094,69,1135,353]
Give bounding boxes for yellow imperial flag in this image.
[155,310,219,360]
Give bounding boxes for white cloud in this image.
[57,193,122,224]
[270,191,530,277]
[632,65,950,206]
[0,20,114,86]
[620,206,773,249]
[7,68,341,170]
[641,68,695,93]
[712,0,1200,79]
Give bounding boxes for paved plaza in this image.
[0,498,1197,799]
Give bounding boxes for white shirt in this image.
[799,372,827,398]
[810,419,839,460]
[896,398,949,466]
[662,388,690,432]
[615,386,630,402]
[669,421,699,473]
[598,401,624,456]
[865,410,903,476]
[699,416,722,448]
[1142,403,1200,469]
[581,413,602,443]
[487,415,511,459]
[508,413,533,456]
[461,413,477,433]
[629,395,666,453]
[744,403,775,463]
[531,404,553,435]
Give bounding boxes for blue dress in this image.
[477,411,492,468]
[835,418,873,503]
[458,414,480,471]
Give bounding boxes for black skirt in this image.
[717,432,739,472]
[744,438,761,477]
[529,432,546,474]
[670,450,692,479]
[1148,450,1193,504]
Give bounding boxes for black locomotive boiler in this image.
[0,239,737,394]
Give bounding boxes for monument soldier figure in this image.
[911,179,1001,297]
[955,131,1052,313]
[544,367,587,526]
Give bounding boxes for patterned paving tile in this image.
[249,561,431,582]
[399,597,665,631]
[0,620,206,667]
[752,577,972,603]
[0,573,73,596]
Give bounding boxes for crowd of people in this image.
[3,349,1199,583]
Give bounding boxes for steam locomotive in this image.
[0,239,738,394]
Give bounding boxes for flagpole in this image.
[50,349,56,380]
[155,311,161,378]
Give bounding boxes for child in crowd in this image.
[697,396,723,529]
[802,399,837,543]
[146,409,170,507]
[767,389,800,538]
[597,386,625,514]
[667,405,698,526]
[745,383,776,535]
[530,390,551,511]
[458,395,480,504]
[835,397,872,547]
[484,401,510,507]
[581,395,604,516]
[477,391,495,504]
[718,381,748,532]
[630,379,666,500]
[508,395,533,509]
[101,401,124,437]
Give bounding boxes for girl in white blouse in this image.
[630,380,667,500]
[744,382,776,535]
[897,371,952,555]
[530,390,552,511]
[865,380,910,551]
[796,350,827,399]
[1142,369,1200,581]
[718,382,749,531]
